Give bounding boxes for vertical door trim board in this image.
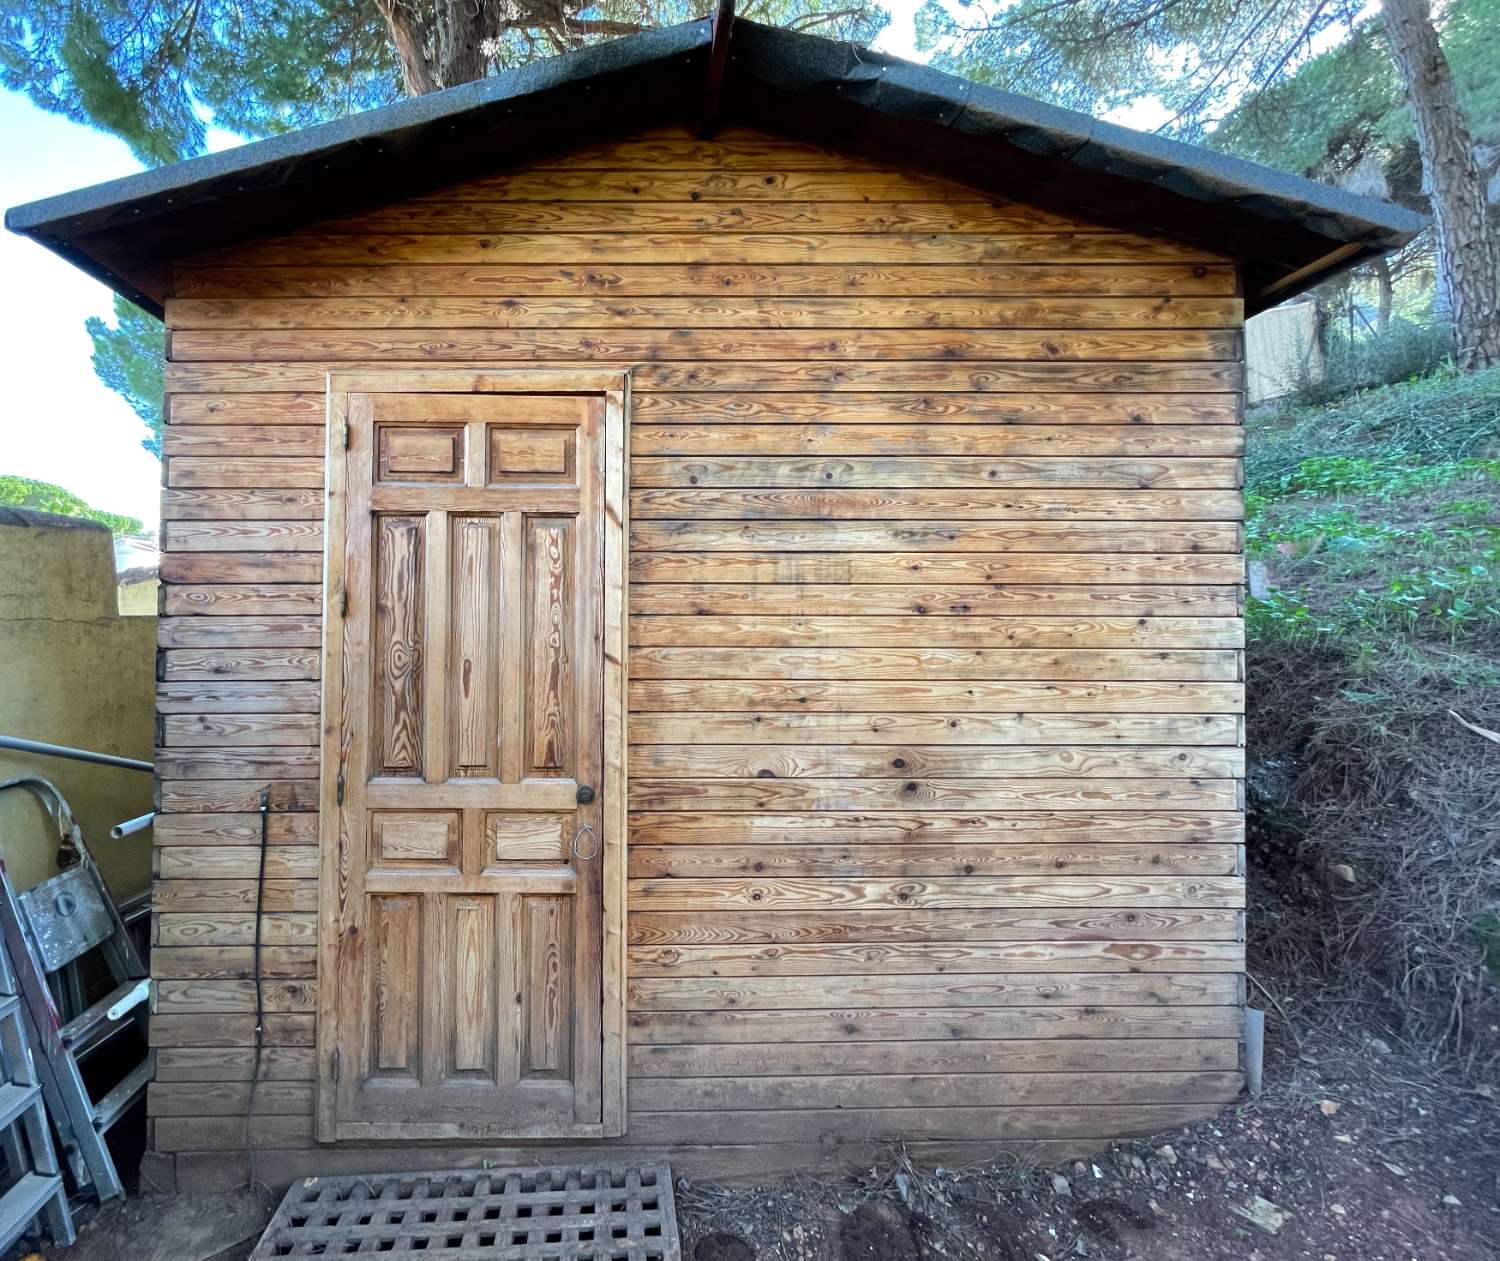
[315,370,631,1143]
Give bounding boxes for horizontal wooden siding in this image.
[150,127,1245,1179]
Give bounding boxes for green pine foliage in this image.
[1210,0,1500,188]
[917,0,1366,142]
[1,1,886,165]
[85,295,164,457]
[1,0,401,164]
[0,474,145,535]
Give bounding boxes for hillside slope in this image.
[1244,365,1500,1069]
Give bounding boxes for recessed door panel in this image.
[526,518,575,777]
[372,516,425,777]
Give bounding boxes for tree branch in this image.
[374,0,438,95]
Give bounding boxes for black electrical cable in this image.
[245,790,270,1189]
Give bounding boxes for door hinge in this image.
[331,1047,341,1084]
[342,422,351,450]
[339,588,348,618]
[336,771,345,807]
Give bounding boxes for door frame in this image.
[315,370,630,1142]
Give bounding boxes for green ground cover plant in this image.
[1243,363,1500,1070]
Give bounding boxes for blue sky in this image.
[1,90,167,528]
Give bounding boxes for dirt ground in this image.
[673,1019,1499,1261]
[15,1010,1495,1261]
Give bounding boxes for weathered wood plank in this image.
[154,913,318,946]
[631,392,1242,424]
[159,648,320,681]
[628,972,1239,1010]
[629,616,1243,650]
[418,167,1038,200]
[628,743,1245,779]
[644,935,1247,986]
[148,1082,315,1116]
[168,393,325,423]
[626,874,1244,910]
[191,233,1227,269]
[156,780,319,812]
[172,327,1239,366]
[631,457,1240,490]
[161,520,324,551]
[632,488,1243,522]
[173,262,1240,300]
[625,906,1243,945]
[629,647,1241,681]
[157,618,321,648]
[165,458,323,489]
[168,295,1243,330]
[627,842,1241,879]
[163,360,1243,394]
[157,681,321,713]
[149,1014,314,1049]
[160,713,320,747]
[152,1114,316,1149]
[628,713,1241,746]
[161,488,325,519]
[162,426,323,457]
[632,425,1243,458]
[632,1071,1242,1110]
[154,1047,317,1081]
[624,1102,1238,1145]
[156,846,320,879]
[163,585,323,616]
[630,584,1241,617]
[631,555,1243,585]
[159,553,323,583]
[627,811,1244,846]
[628,680,1245,713]
[629,1037,1240,1077]
[629,1004,1243,1044]
[154,979,317,1015]
[153,879,319,913]
[152,945,316,979]
[152,812,318,845]
[631,521,1240,553]
[298,202,1105,236]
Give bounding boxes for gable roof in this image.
[6,16,1423,318]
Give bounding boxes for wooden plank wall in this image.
[149,127,1247,1184]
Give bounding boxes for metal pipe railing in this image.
[110,813,155,839]
[0,735,152,774]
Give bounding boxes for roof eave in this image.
[6,18,1425,313]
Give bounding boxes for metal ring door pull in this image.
[572,823,599,861]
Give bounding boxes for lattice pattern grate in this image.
[250,1165,680,1260]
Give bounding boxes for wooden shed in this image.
[8,16,1420,1191]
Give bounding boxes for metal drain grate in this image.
[250,1164,680,1260]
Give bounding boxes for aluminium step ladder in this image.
[0,777,151,1203]
[0,937,75,1251]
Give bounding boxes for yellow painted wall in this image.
[118,577,160,616]
[0,510,156,897]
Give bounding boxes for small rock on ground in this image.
[839,1200,919,1260]
[695,1232,755,1261]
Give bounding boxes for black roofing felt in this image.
[6,17,1424,316]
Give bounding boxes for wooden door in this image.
[318,375,623,1141]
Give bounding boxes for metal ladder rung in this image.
[0,1173,67,1255]
[58,977,149,1047]
[1,777,147,1211]
[92,1058,152,1134]
[0,1082,42,1130]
